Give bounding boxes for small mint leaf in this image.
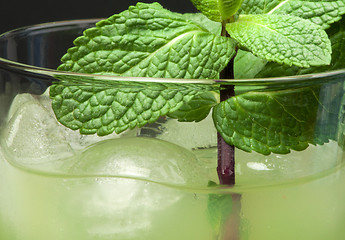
[183,13,222,35]
[207,181,233,237]
[49,80,208,136]
[58,2,236,79]
[213,86,322,155]
[227,14,332,68]
[314,82,345,146]
[190,0,244,22]
[255,64,299,78]
[238,0,278,15]
[234,49,267,79]
[337,83,345,149]
[168,91,218,122]
[256,16,345,78]
[239,0,345,29]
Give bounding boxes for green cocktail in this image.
[1,1,345,239]
[1,94,345,240]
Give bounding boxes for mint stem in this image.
[217,83,235,185]
[218,20,241,240]
[217,130,235,185]
[217,21,236,186]
[217,62,240,240]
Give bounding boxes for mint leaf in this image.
[239,0,345,29]
[315,82,345,146]
[227,14,332,68]
[190,0,244,22]
[183,13,222,35]
[237,0,278,15]
[256,16,345,78]
[213,86,322,155]
[58,2,236,79]
[50,80,211,135]
[338,83,345,148]
[254,64,299,78]
[168,91,218,122]
[234,49,267,79]
[207,181,233,237]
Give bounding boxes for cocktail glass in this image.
[0,19,345,240]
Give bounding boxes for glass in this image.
[0,19,345,240]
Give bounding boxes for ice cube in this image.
[69,137,211,187]
[1,90,137,170]
[64,137,212,238]
[1,93,75,167]
[65,176,183,239]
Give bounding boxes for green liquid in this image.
[1,93,345,240]
[0,145,215,240]
[0,139,345,240]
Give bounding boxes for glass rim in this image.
[0,18,345,86]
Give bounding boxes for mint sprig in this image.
[48,3,345,239]
[51,1,344,155]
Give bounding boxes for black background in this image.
[0,0,197,34]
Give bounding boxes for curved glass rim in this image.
[0,19,345,86]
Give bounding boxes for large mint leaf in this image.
[213,86,322,155]
[256,16,345,78]
[58,2,236,79]
[226,14,332,68]
[190,0,244,22]
[239,0,345,29]
[50,81,211,136]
